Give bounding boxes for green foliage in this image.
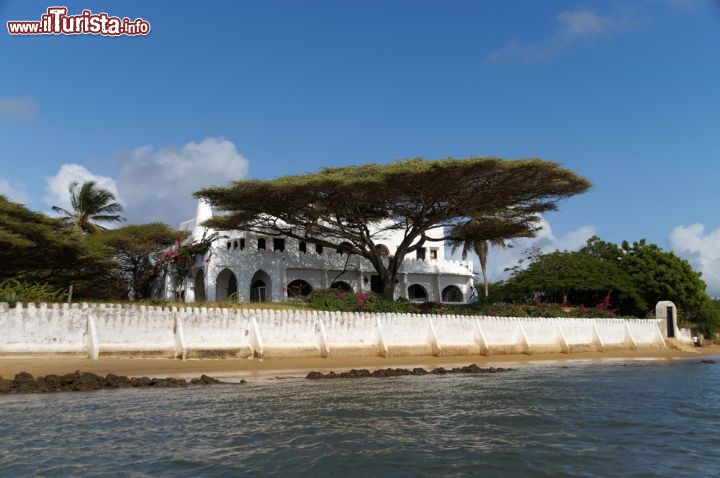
[503,236,720,333]
[157,230,222,291]
[305,289,621,318]
[460,302,621,318]
[90,223,182,300]
[51,180,124,234]
[0,279,66,307]
[197,157,590,300]
[506,247,645,312]
[0,195,115,296]
[306,290,416,313]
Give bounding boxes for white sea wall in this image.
[0,302,687,359]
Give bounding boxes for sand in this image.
[1,347,718,381]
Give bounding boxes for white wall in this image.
[0,302,688,360]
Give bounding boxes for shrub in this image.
[305,290,624,318]
[306,289,416,313]
[0,279,67,307]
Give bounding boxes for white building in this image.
[172,201,475,304]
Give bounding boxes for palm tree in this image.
[450,236,508,299]
[52,180,125,233]
[448,215,539,298]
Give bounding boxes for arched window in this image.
[216,268,238,301]
[250,270,272,302]
[287,279,312,299]
[408,284,428,302]
[442,285,463,303]
[331,281,353,292]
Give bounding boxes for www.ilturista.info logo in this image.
[7,6,150,36]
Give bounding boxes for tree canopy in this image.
[0,195,112,294]
[196,157,591,299]
[89,223,181,300]
[505,247,645,312]
[52,180,124,234]
[503,236,718,333]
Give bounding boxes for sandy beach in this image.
[1,347,718,380]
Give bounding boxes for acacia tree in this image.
[196,158,591,301]
[0,195,115,296]
[91,224,181,300]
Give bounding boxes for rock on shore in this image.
[0,371,239,394]
[305,364,513,379]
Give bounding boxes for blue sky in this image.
[1,0,719,290]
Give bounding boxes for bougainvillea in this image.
[159,231,222,289]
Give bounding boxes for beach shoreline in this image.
[1,346,718,381]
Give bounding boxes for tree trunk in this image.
[381,278,396,301]
[481,261,489,298]
[478,241,490,298]
[562,291,568,305]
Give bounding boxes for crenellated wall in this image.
[0,302,689,360]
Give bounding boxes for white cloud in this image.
[0,97,36,121]
[489,7,644,63]
[115,137,249,225]
[450,216,597,282]
[669,223,720,297]
[44,137,249,226]
[44,163,123,213]
[0,177,30,204]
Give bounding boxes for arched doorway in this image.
[287,279,313,299]
[331,281,353,292]
[408,284,428,302]
[250,270,272,302]
[216,268,237,301]
[442,285,463,303]
[194,270,206,302]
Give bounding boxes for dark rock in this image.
[347,369,371,378]
[42,374,63,390]
[105,373,131,388]
[0,371,225,394]
[75,372,102,391]
[14,372,35,385]
[701,359,716,364]
[200,374,220,384]
[302,364,513,381]
[0,376,12,394]
[466,364,483,373]
[130,377,152,387]
[61,371,81,386]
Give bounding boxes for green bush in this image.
[306,289,416,313]
[0,279,67,307]
[305,289,625,318]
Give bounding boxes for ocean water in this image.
[1,358,719,477]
